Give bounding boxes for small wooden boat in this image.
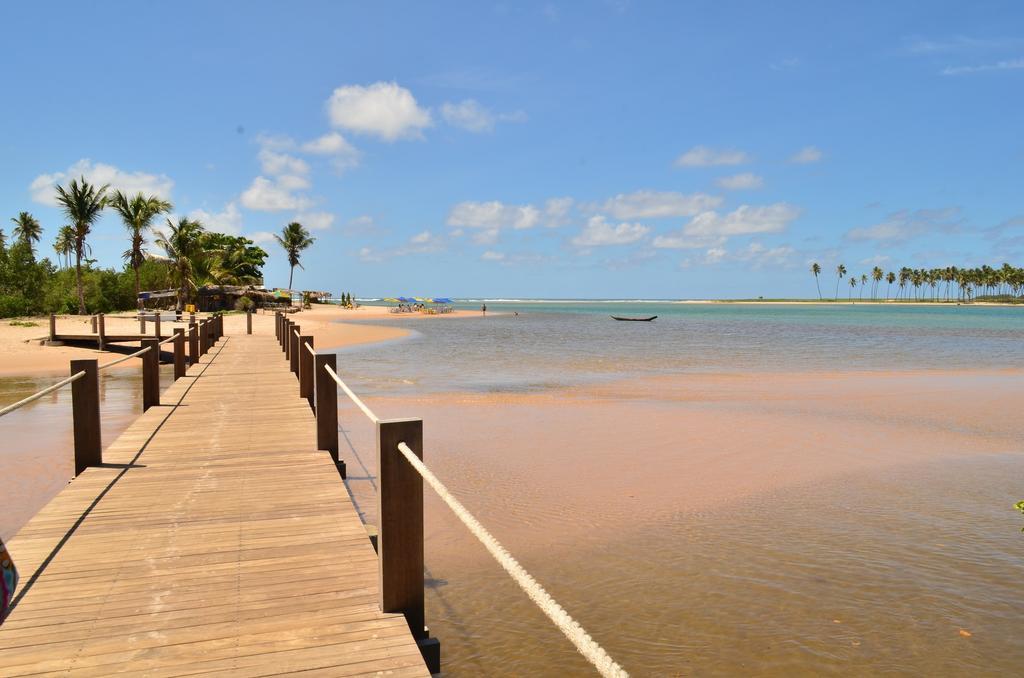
[611,315,658,321]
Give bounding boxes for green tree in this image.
[860,273,868,300]
[154,217,205,311]
[885,271,896,299]
[109,191,173,299]
[871,266,883,299]
[810,262,822,300]
[54,177,109,314]
[53,225,75,269]
[10,212,43,254]
[274,222,315,290]
[834,264,846,301]
[849,276,857,300]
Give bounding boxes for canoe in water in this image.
[611,315,658,321]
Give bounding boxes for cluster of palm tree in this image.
[10,176,318,315]
[810,262,1024,302]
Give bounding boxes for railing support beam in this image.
[315,353,341,473]
[97,313,106,352]
[290,325,301,376]
[189,322,199,365]
[246,309,253,335]
[142,339,160,411]
[173,328,186,380]
[377,418,428,642]
[299,335,315,405]
[70,359,101,476]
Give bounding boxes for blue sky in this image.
[2,1,1022,298]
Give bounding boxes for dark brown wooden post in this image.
[97,313,106,352]
[246,309,252,335]
[275,312,280,341]
[299,335,315,404]
[198,321,207,356]
[289,325,301,376]
[189,321,199,365]
[377,418,427,640]
[283,319,291,354]
[315,353,340,466]
[378,418,438,670]
[49,314,56,341]
[91,314,98,333]
[139,315,146,334]
[154,314,162,340]
[189,312,196,325]
[70,359,102,476]
[142,339,160,411]
[173,328,186,380]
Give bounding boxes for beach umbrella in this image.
[383,297,399,303]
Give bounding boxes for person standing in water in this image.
[481,303,487,315]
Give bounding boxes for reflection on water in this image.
[340,305,1024,396]
[0,366,173,539]
[426,455,1024,676]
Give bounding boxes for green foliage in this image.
[234,295,254,311]
[9,320,38,327]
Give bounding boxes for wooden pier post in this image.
[97,313,106,352]
[49,314,56,342]
[246,309,252,335]
[91,314,97,333]
[142,339,160,411]
[299,335,314,405]
[289,325,301,376]
[189,322,199,365]
[190,312,195,325]
[275,312,280,341]
[283,319,291,354]
[377,418,437,671]
[173,328,186,380]
[315,353,341,470]
[140,315,146,334]
[155,314,162,340]
[70,359,102,476]
[198,321,207,356]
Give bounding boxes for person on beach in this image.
[482,303,487,315]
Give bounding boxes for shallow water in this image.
[344,304,1024,395]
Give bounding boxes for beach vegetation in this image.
[810,262,822,299]
[54,177,110,314]
[274,221,315,291]
[109,191,173,299]
[10,212,42,254]
[834,264,846,301]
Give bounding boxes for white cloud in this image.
[188,202,243,235]
[652,234,726,250]
[240,176,313,211]
[358,230,444,262]
[343,215,380,236]
[447,200,541,244]
[675,146,751,167]
[716,173,764,190]
[682,203,801,237]
[300,132,361,171]
[293,211,335,231]
[543,197,574,227]
[481,250,506,261]
[441,99,495,133]
[845,207,962,242]
[258,149,309,176]
[789,146,823,164]
[703,247,727,264]
[571,215,650,247]
[249,231,277,245]
[592,190,722,219]
[327,82,432,141]
[30,159,174,207]
[734,241,796,267]
[942,58,1024,75]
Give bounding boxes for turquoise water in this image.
[339,302,1024,395]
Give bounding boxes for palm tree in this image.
[109,191,173,298]
[0,227,6,252]
[810,262,822,300]
[834,264,846,301]
[155,217,206,311]
[849,276,857,300]
[10,212,43,254]
[860,273,868,300]
[52,227,73,269]
[274,221,316,291]
[885,271,896,300]
[871,266,883,299]
[54,177,109,314]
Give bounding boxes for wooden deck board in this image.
[0,334,428,677]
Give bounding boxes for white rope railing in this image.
[99,345,151,371]
[304,341,316,356]
[322,364,379,423]
[396,441,628,677]
[0,371,86,418]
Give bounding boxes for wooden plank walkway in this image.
[0,333,429,677]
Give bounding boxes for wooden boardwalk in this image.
[0,333,429,676]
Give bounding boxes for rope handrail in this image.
[303,341,316,356]
[293,328,300,339]
[99,345,151,371]
[0,371,86,418]
[159,334,178,345]
[322,364,379,423]
[395,441,628,678]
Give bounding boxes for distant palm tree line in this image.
[811,262,1024,302]
[5,175,316,314]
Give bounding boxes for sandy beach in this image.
[0,304,479,377]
